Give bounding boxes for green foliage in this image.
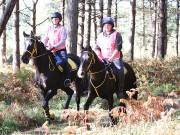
[149,83,178,96]
[0,119,20,135]
[15,67,33,86]
[24,106,46,125]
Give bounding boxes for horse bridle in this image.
[84,51,106,75]
[25,37,38,58]
[84,51,116,97]
[25,37,50,59]
[24,37,55,71]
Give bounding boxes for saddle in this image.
[55,58,77,72]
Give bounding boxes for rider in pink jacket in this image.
[43,12,71,87]
[95,16,126,99]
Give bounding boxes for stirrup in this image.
[64,79,71,87]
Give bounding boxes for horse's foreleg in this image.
[107,97,118,125]
[42,89,57,122]
[75,92,81,111]
[84,93,95,110]
[74,79,84,111]
[83,93,96,126]
[63,87,74,109]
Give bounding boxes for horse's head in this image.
[77,46,97,78]
[21,31,41,64]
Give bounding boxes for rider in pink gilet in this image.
[43,12,71,87]
[96,31,121,61]
[94,16,126,99]
[43,25,66,53]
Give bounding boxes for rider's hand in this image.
[107,58,113,62]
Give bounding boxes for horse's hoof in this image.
[42,120,50,128]
[50,112,55,120]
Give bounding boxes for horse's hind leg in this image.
[62,87,74,109]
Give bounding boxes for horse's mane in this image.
[82,46,102,63]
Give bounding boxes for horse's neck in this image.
[90,60,106,81]
[33,50,54,74]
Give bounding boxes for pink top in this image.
[96,31,120,60]
[43,25,67,52]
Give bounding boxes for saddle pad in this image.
[67,58,77,70]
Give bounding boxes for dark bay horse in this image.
[21,32,86,125]
[77,46,137,125]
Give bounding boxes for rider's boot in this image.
[113,59,128,100]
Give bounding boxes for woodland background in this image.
[0,0,179,134]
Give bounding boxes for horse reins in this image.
[25,38,55,71]
[86,51,116,97]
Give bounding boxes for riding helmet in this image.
[102,16,114,27]
[51,12,62,21]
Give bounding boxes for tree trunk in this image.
[62,0,65,25]
[77,0,85,56]
[107,0,112,16]
[13,0,20,73]
[0,0,6,67]
[98,0,103,33]
[151,0,157,58]
[65,0,78,54]
[114,0,118,28]
[157,0,167,59]
[0,0,17,37]
[83,0,91,48]
[176,0,179,57]
[32,0,38,35]
[129,0,136,61]
[142,0,146,49]
[92,0,97,44]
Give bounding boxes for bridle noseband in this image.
[25,37,50,59]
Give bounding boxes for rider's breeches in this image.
[113,59,125,98]
[53,49,67,66]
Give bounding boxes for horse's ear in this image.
[85,45,92,51]
[23,31,29,37]
[87,45,92,51]
[37,36,41,40]
[30,31,34,37]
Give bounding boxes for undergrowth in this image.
[0,58,179,134]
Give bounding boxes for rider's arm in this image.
[115,32,123,51]
[53,26,67,49]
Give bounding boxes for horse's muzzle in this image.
[77,69,85,78]
[21,54,30,64]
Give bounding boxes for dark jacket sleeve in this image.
[115,32,123,51]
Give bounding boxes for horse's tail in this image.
[123,62,138,99]
[67,53,89,95]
